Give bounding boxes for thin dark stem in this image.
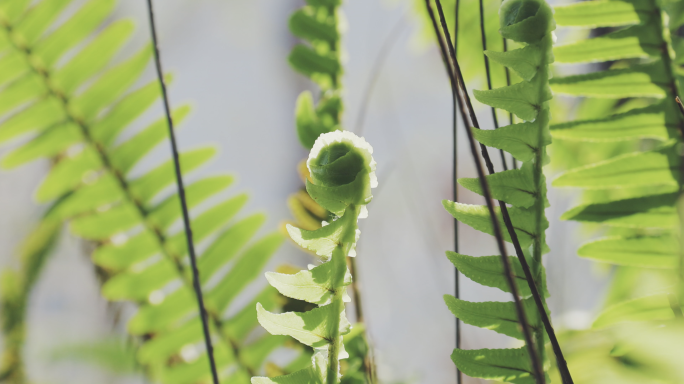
[453,1,461,383]
[425,2,543,383]
[433,1,573,383]
[502,37,517,170]
[145,2,220,384]
[478,0,508,171]
[354,13,405,135]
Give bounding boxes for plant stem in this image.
[327,245,347,384]
[453,2,462,384]
[478,0,508,171]
[145,1,220,384]
[433,1,575,382]
[425,1,544,382]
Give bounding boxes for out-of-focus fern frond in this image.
[0,1,304,383]
[549,0,684,382]
[551,0,684,321]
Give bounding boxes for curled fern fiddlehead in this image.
[441,0,564,382]
[253,131,376,384]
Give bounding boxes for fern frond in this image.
[284,2,375,381]
[253,131,376,384]
[441,0,558,381]
[550,0,684,325]
[0,1,302,382]
[548,0,684,380]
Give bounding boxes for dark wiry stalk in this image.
[453,1,462,383]
[433,1,574,383]
[424,1,544,383]
[478,0,509,171]
[145,2,220,384]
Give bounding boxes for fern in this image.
[440,0,558,381]
[0,1,304,382]
[286,2,375,382]
[542,0,684,381]
[252,131,376,384]
[550,0,684,326]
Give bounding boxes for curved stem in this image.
[327,245,347,384]
[453,1,462,383]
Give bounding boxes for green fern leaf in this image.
[289,9,339,44]
[257,303,351,348]
[552,145,680,189]
[578,236,679,268]
[553,0,650,27]
[471,109,551,162]
[266,263,352,305]
[458,162,542,208]
[550,102,677,142]
[53,20,135,93]
[443,201,548,251]
[446,252,548,298]
[473,74,552,121]
[205,233,284,313]
[451,348,535,384]
[444,296,541,340]
[593,294,677,329]
[550,63,668,98]
[554,25,661,63]
[484,45,544,82]
[110,106,191,174]
[561,193,678,228]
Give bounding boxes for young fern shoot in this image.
[253,131,377,384]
